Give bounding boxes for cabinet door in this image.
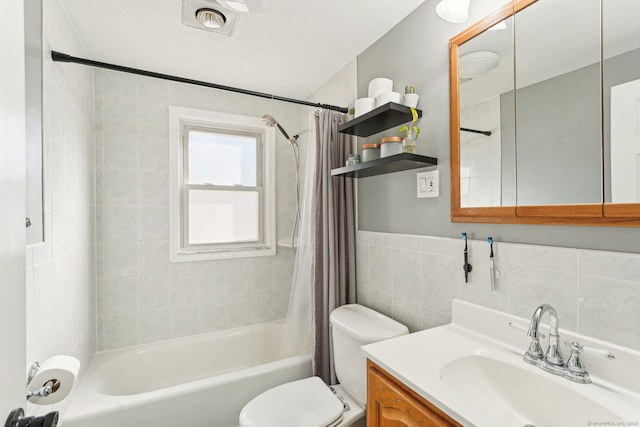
[367,361,460,427]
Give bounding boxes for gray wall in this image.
[356,0,640,254]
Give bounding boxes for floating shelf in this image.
[331,153,437,178]
[337,102,422,137]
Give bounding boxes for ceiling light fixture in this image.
[195,8,227,29]
[217,0,269,14]
[436,0,471,24]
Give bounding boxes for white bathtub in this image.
[63,321,312,427]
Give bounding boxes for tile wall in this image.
[25,0,97,417]
[94,70,303,350]
[356,231,640,352]
[460,96,503,207]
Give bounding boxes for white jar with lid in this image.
[380,136,403,158]
[362,143,380,162]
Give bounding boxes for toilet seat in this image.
[239,376,345,427]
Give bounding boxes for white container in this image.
[368,78,393,99]
[380,136,403,158]
[376,91,402,107]
[402,93,420,108]
[361,143,380,162]
[354,97,376,117]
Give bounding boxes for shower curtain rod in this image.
[460,127,492,136]
[51,51,349,113]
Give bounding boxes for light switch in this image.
[417,170,439,198]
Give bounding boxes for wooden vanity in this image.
[367,360,460,427]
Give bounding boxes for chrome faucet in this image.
[524,304,564,374]
[516,303,615,384]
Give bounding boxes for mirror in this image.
[514,0,600,206]
[459,17,514,208]
[603,0,640,204]
[25,0,44,244]
[450,0,640,225]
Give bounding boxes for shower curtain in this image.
[312,110,357,384]
[279,109,357,386]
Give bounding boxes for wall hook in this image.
[462,232,472,283]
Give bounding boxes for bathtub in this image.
[63,321,312,427]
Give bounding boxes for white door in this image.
[611,79,640,203]
[0,0,27,419]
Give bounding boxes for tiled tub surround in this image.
[356,231,640,352]
[95,69,302,351]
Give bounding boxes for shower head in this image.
[261,114,278,127]
[261,114,291,141]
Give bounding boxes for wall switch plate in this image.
[417,170,439,198]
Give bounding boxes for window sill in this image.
[170,245,276,263]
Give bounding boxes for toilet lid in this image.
[239,376,344,427]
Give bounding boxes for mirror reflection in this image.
[604,0,640,204]
[514,0,601,206]
[459,0,604,208]
[459,18,514,208]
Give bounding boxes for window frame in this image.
[169,106,276,262]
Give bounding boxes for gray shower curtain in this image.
[312,110,357,385]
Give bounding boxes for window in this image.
[169,107,276,262]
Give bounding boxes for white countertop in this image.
[361,300,640,427]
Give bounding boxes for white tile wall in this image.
[460,96,502,207]
[357,231,640,351]
[25,0,97,419]
[95,70,301,350]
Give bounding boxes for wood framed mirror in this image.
[449,0,640,226]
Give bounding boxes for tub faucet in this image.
[524,304,564,375]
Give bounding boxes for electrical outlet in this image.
[417,170,439,198]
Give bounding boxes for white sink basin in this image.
[440,355,623,426]
[361,300,640,427]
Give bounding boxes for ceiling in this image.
[59,0,426,101]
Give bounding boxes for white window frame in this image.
[169,106,276,262]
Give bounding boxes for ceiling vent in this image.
[182,0,238,36]
[459,51,500,79]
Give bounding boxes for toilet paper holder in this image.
[26,355,80,405]
[26,362,59,401]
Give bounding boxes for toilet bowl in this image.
[238,304,409,427]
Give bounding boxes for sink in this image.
[440,355,623,426]
[361,300,640,427]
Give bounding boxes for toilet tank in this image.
[329,304,409,406]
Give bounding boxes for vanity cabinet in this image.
[367,360,461,427]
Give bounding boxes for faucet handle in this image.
[562,341,614,384]
[564,341,615,360]
[509,322,546,339]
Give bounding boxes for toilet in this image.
[239,304,409,427]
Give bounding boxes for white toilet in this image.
[239,304,409,427]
